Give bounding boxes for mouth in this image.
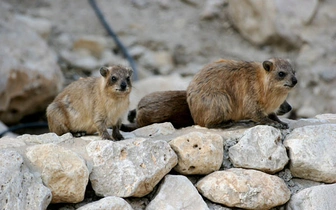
[284,84,295,88]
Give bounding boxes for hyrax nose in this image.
[120,81,127,90]
[292,77,298,86]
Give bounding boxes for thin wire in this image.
[88,0,138,80]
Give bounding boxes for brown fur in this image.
[121,90,194,132]
[46,65,133,140]
[186,58,297,129]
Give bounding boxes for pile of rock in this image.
[1,114,335,209]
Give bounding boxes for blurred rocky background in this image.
[0,0,335,129]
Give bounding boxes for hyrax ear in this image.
[100,66,109,77]
[128,68,133,76]
[262,60,273,72]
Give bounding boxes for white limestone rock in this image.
[196,168,291,209]
[132,122,175,138]
[0,13,64,124]
[169,132,223,175]
[0,149,51,209]
[17,132,73,144]
[284,124,336,183]
[26,143,89,203]
[287,184,336,210]
[229,125,288,173]
[86,138,177,197]
[77,196,133,210]
[146,175,209,210]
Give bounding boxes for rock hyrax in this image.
[186,58,297,129]
[121,90,194,131]
[47,65,133,140]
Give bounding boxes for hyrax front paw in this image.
[270,121,289,129]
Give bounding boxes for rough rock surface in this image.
[146,175,209,210]
[196,168,291,209]
[0,2,64,124]
[26,143,89,203]
[1,115,336,209]
[169,132,223,175]
[86,138,178,197]
[287,184,336,210]
[284,124,336,183]
[229,125,288,173]
[77,196,133,210]
[0,149,51,209]
[132,122,176,138]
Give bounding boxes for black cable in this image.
[88,0,139,80]
[0,122,49,138]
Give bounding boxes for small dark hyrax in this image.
[186,58,297,129]
[121,90,194,132]
[47,65,133,140]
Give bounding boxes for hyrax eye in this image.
[278,72,286,77]
[111,76,117,82]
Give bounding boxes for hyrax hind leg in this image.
[47,103,70,135]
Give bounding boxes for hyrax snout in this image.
[47,65,133,140]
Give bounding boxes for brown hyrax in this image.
[186,58,297,129]
[121,90,194,131]
[121,90,293,131]
[46,65,133,140]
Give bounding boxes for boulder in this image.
[86,138,177,197]
[229,125,288,173]
[146,175,209,210]
[287,184,336,210]
[196,168,291,209]
[284,124,336,183]
[26,143,89,203]
[0,13,64,124]
[227,0,319,47]
[0,149,51,209]
[77,196,133,210]
[169,132,223,175]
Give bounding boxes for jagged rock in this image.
[26,143,89,203]
[284,124,336,183]
[0,149,51,209]
[169,132,223,175]
[0,136,25,149]
[227,0,318,47]
[146,175,209,210]
[287,184,336,210]
[201,0,227,20]
[0,11,64,124]
[139,50,173,75]
[132,122,176,138]
[86,138,177,197]
[229,125,288,173]
[14,14,52,39]
[17,133,73,144]
[196,168,291,209]
[77,196,134,210]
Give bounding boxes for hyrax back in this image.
[46,65,133,140]
[121,90,194,131]
[186,58,297,129]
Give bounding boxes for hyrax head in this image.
[100,65,133,95]
[262,58,297,91]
